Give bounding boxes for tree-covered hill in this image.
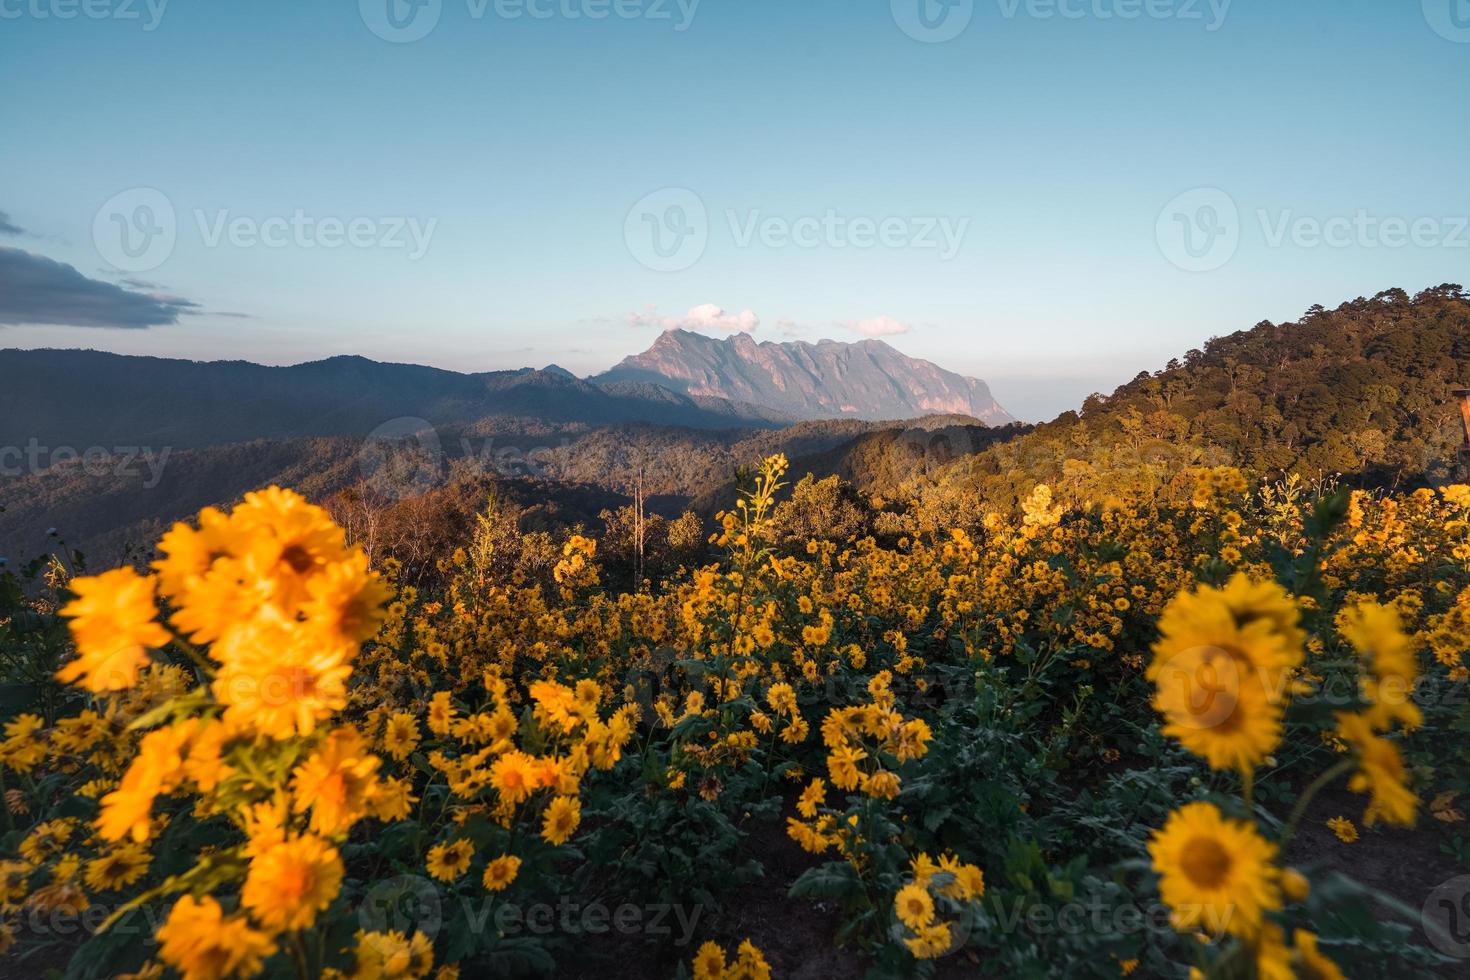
[922,285,1470,513]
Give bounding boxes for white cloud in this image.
[842,315,912,337]
[627,303,760,334]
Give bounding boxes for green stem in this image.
[1280,759,1354,849]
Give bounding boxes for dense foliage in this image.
[1,449,1466,978]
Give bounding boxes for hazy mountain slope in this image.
[596,330,1014,424]
[0,437,368,569]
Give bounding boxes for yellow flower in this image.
[1292,929,1345,980]
[490,751,537,807]
[482,855,521,891]
[864,770,901,800]
[426,839,474,881]
[541,795,581,846]
[97,725,191,843]
[241,834,344,932]
[936,856,984,901]
[827,744,865,791]
[1148,575,1304,772]
[83,842,151,892]
[1338,601,1420,731]
[1255,923,1293,980]
[300,551,391,647]
[368,777,418,822]
[427,692,456,737]
[691,941,725,980]
[152,505,233,599]
[904,921,953,959]
[291,727,381,836]
[797,778,826,818]
[894,882,935,930]
[1326,816,1358,843]
[729,940,771,980]
[58,568,170,692]
[352,928,434,979]
[211,619,353,739]
[233,486,351,608]
[1336,713,1417,826]
[182,719,232,792]
[1147,801,1280,937]
[530,680,582,732]
[157,896,276,980]
[1281,868,1310,902]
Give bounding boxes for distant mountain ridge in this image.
[0,349,789,452]
[596,330,1014,424]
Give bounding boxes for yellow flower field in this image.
[0,456,1465,978]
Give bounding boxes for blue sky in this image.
[2,0,1468,421]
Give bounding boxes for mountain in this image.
[0,349,787,453]
[922,284,1470,510]
[595,330,1014,424]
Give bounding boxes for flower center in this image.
[1180,837,1232,889]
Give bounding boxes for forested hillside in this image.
[911,285,1470,513]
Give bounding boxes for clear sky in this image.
[2,0,1468,421]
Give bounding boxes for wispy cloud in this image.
[626,303,760,334]
[0,211,22,236]
[0,246,198,328]
[842,315,913,337]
